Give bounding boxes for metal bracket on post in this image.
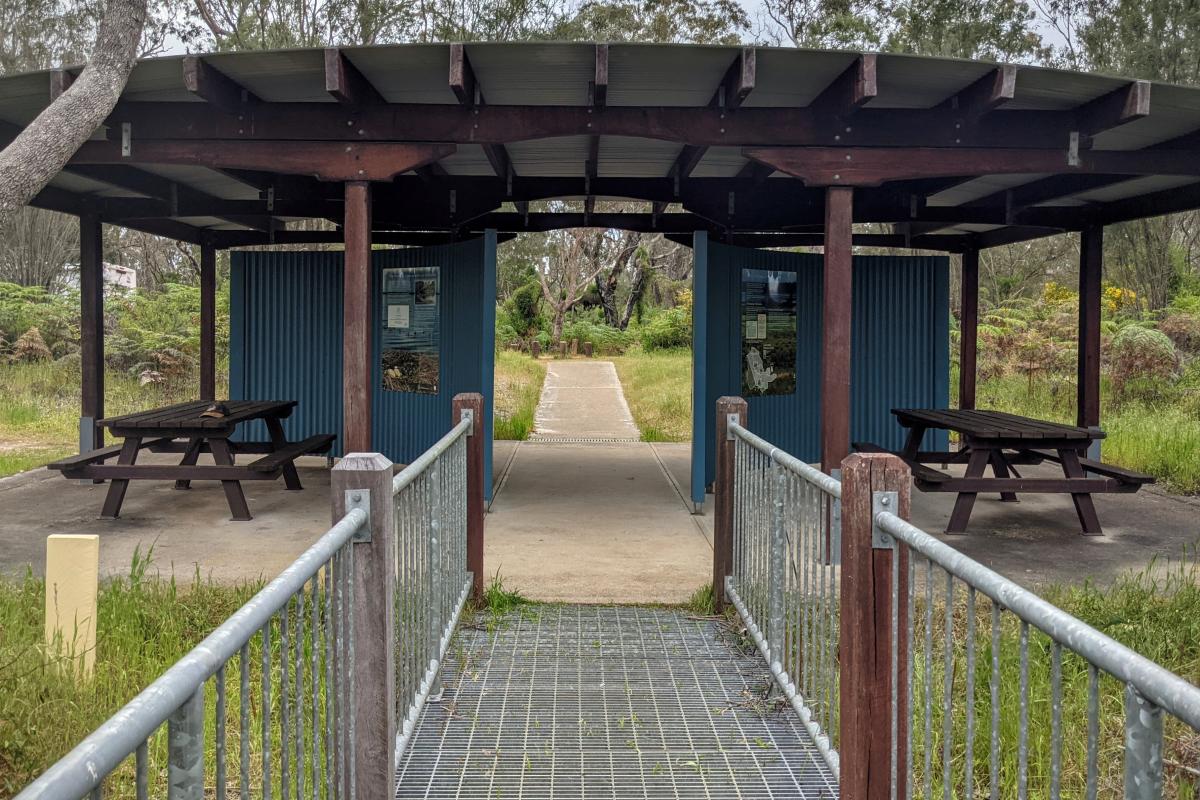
[460,407,475,435]
[346,490,372,542]
[726,413,740,440]
[871,490,898,549]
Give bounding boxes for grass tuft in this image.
[480,570,528,614]
[493,350,546,441]
[684,583,716,615]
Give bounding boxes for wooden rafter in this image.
[325,48,385,108]
[449,44,512,180]
[1076,80,1151,138]
[938,65,1017,124]
[809,54,876,117]
[668,48,756,183]
[182,56,261,114]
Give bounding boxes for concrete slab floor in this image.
[0,455,333,583]
[485,441,712,605]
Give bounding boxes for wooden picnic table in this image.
[855,408,1153,535]
[48,400,335,521]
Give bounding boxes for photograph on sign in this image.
[380,266,440,394]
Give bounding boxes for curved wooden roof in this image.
[3,42,1200,250]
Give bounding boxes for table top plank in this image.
[893,408,1100,441]
[100,400,297,433]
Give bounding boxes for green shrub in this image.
[560,318,632,353]
[639,307,691,350]
[1110,324,1179,402]
[1158,312,1200,356]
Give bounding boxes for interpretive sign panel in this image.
[741,268,797,396]
[381,266,440,394]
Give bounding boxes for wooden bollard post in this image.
[44,534,99,679]
[452,393,486,601]
[531,341,541,358]
[332,453,396,800]
[839,453,911,800]
[713,396,747,613]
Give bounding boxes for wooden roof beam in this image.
[667,49,757,184]
[591,44,608,107]
[49,68,76,100]
[714,47,756,111]
[182,56,261,114]
[449,43,513,182]
[809,54,876,117]
[938,65,1017,124]
[1076,80,1151,138]
[325,49,385,108]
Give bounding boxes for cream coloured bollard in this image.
[44,534,100,679]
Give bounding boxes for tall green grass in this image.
[493,350,546,440]
[0,361,227,478]
[0,550,264,796]
[969,371,1200,493]
[909,557,1200,799]
[610,347,692,442]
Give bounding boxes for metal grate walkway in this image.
[395,605,839,799]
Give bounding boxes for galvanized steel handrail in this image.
[876,510,1200,730]
[725,419,842,780]
[392,416,472,496]
[391,413,474,771]
[15,507,368,800]
[729,421,842,499]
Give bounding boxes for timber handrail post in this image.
[714,396,747,613]
[453,392,486,602]
[332,452,396,800]
[839,452,912,800]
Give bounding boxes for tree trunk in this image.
[619,266,648,330]
[0,0,147,226]
[595,272,620,327]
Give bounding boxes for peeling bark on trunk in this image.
[0,0,147,226]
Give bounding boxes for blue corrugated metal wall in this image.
[691,232,950,503]
[230,233,496,496]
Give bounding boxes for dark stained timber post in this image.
[839,452,911,800]
[959,248,979,411]
[714,396,747,613]
[343,181,373,453]
[332,453,396,800]
[79,212,104,453]
[821,186,854,475]
[453,393,486,602]
[1077,225,1103,430]
[199,243,217,402]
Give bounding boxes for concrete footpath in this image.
[485,360,711,604]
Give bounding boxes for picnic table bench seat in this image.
[1022,449,1155,487]
[852,441,952,486]
[247,433,336,473]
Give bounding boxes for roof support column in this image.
[1077,224,1103,430]
[959,248,979,411]
[821,186,853,474]
[199,242,217,401]
[343,181,373,453]
[79,212,104,453]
